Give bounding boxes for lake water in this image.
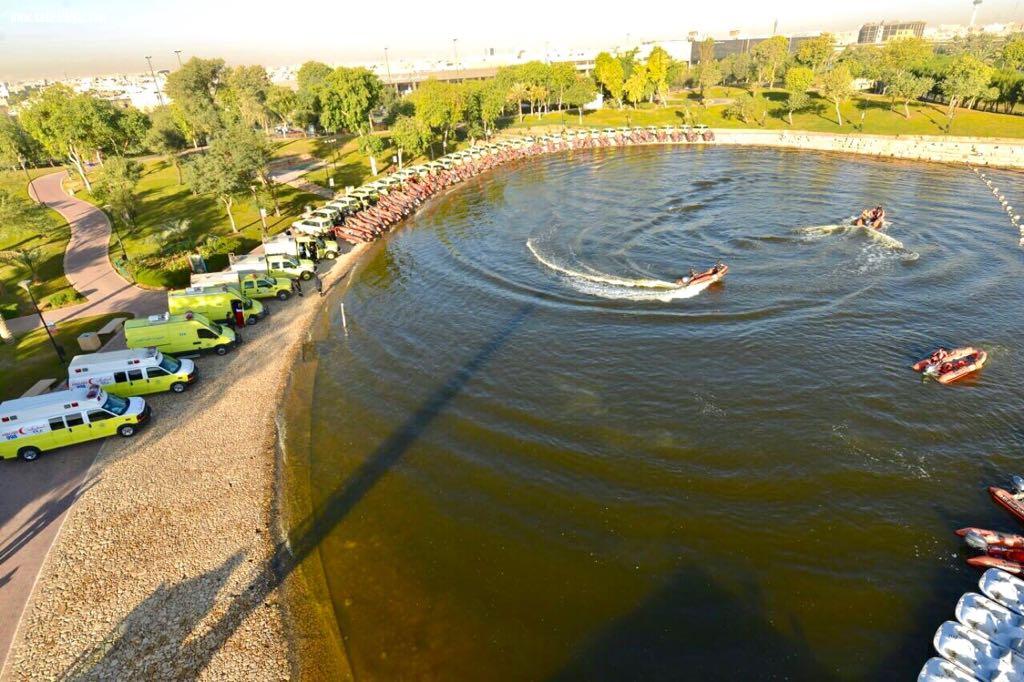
[298,146,1024,680]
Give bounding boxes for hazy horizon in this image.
[2,0,1022,81]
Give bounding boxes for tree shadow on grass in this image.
[550,564,840,682]
[62,302,536,679]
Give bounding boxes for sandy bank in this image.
[3,244,367,681]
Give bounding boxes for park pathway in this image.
[7,171,164,335]
[269,157,333,199]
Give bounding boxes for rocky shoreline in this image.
[4,244,367,681]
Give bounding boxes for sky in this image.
[1,0,1022,80]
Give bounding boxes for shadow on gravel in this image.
[63,302,535,679]
[0,475,98,571]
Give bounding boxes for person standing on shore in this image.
[313,271,324,297]
[292,277,304,297]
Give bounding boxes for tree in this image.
[882,37,933,76]
[941,54,994,123]
[184,126,265,232]
[0,246,43,283]
[594,52,625,108]
[528,84,549,116]
[358,134,385,176]
[296,61,332,92]
[782,66,814,125]
[887,72,934,118]
[108,106,150,156]
[163,57,227,146]
[667,59,690,88]
[751,35,790,88]
[265,85,297,128]
[1002,36,1024,71]
[0,117,40,173]
[479,80,508,137]
[390,115,431,167]
[795,34,836,73]
[819,64,854,125]
[699,37,716,64]
[725,91,768,125]
[645,46,671,105]
[624,63,649,108]
[549,62,578,109]
[145,106,189,183]
[564,76,597,124]
[721,52,754,86]
[158,218,196,255]
[696,60,722,102]
[226,65,272,132]
[320,67,382,135]
[506,82,530,122]
[19,85,108,191]
[837,45,884,81]
[93,157,142,229]
[409,79,463,155]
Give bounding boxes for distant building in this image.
[636,40,693,64]
[692,35,825,62]
[858,21,926,44]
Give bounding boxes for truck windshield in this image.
[258,278,274,287]
[158,354,182,373]
[101,393,130,416]
[242,298,254,309]
[211,322,225,335]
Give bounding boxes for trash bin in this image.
[77,332,101,352]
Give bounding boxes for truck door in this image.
[85,408,117,436]
[196,326,218,347]
[62,412,90,445]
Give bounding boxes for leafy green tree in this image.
[506,82,530,122]
[721,53,754,86]
[390,115,431,167]
[93,157,142,229]
[624,63,649,108]
[0,246,43,283]
[409,79,463,155]
[226,65,272,132]
[795,34,836,73]
[819,64,854,125]
[479,80,508,137]
[549,62,578,109]
[887,72,934,118]
[292,88,321,134]
[528,84,549,116]
[667,59,690,88]
[698,38,716,65]
[837,45,884,80]
[145,106,189,183]
[159,218,196,255]
[297,61,332,92]
[751,35,790,88]
[320,67,382,134]
[725,91,768,125]
[941,54,995,123]
[594,52,625,108]
[163,57,227,146]
[1002,36,1024,71]
[358,134,386,176]
[947,33,999,63]
[992,69,1024,114]
[184,126,266,232]
[266,85,298,127]
[564,76,597,124]
[782,66,814,125]
[645,46,671,105]
[0,116,40,172]
[696,60,722,102]
[18,85,108,191]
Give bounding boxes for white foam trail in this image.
[527,239,711,301]
[796,222,906,250]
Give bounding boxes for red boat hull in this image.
[957,526,1024,548]
[990,486,1024,525]
[967,555,1024,574]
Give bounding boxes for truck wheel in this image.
[277,290,291,301]
[215,344,229,356]
[248,314,259,325]
[117,424,137,438]
[18,446,41,461]
[301,271,313,281]
[326,251,338,260]
[171,381,187,393]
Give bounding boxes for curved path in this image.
[1,171,163,676]
[7,171,164,335]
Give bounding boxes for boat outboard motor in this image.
[1012,475,1024,494]
[964,530,990,551]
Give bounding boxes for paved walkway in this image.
[7,171,165,335]
[269,157,333,199]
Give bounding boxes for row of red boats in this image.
[957,477,1024,574]
[911,346,988,385]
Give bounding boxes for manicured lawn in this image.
[68,158,325,289]
[0,312,131,400]
[272,133,400,191]
[513,90,1024,138]
[0,167,84,320]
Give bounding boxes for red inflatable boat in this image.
[957,527,1024,548]
[912,347,987,384]
[686,264,729,288]
[990,484,1024,525]
[967,555,1024,574]
[912,347,976,373]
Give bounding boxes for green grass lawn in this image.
[0,167,84,320]
[513,90,1024,138]
[0,312,131,400]
[272,133,401,191]
[68,158,325,289]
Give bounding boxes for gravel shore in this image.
[3,245,368,681]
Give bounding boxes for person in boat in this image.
[854,206,885,229]
[675,268,697,286]
[929,348,949,364]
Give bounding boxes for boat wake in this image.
[526,239,710,301]
[796,222,919,262]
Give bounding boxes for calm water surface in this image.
[300,146,1024,680]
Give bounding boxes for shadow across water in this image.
[62,302,536,679]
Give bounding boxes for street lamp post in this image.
[19,280,65,365]
[452,38,461,79]
[384,47,395,90]
[105,208,135,282]
[174,50,183,67]
[251,185,269,239]
[19,156,38,204]
[145,56,165,107]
